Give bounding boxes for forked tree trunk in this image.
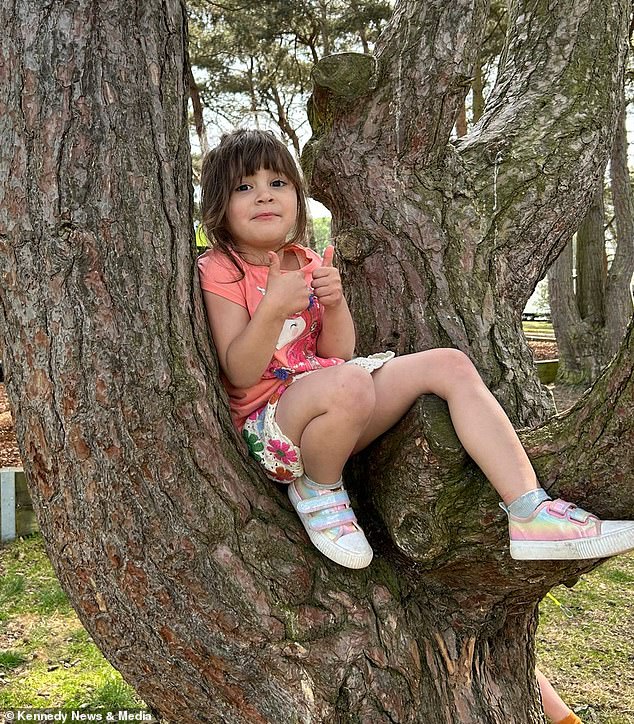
[549,101,634,384]
[1,1,633,723]
[606,101,634,353]
[549,190,609,383]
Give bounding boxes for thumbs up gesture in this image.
[311,245,343,308]
[264,251,312,318]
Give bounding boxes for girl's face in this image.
[226,167,298,254]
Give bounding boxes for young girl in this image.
[199,126,609,724]
[197,128,634,574]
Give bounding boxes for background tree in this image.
[1,2,633,723]
[187,0,391,152]
[548,97,634,384]
[455,0,507,136]
[455,2,634,385]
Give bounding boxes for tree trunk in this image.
[1,1,632,723]
[548,239,587,382]
[456,100,468,137]
[549,189,609,383]
[472,57,484,124]
[549,102,634,385]
[606,99,634,355]
[576,188,606,327]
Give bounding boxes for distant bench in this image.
[1,467,37,543]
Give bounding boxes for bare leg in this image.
[276,349,538,501]
[351,349,539,504]
[275,364,376,485]
[536,668,576,722]
[275,351,634,563]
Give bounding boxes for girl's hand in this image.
[264,251,311,318]
[311,245,343,308]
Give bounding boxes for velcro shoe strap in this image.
[548,499,574,517]
[569,506,592,524]
[295,490,350,514]
[309,508,358,531]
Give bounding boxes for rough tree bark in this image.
[1,1,632,724]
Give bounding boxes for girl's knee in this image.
[440,348,480,382]
[329,364,375,415]
[419,349,481,397]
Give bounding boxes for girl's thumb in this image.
[321,245,335,267]
[267,251,281,274]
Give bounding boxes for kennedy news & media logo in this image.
[1,711,158,723]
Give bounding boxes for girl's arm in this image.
[203,251,312,388]
[202,291,285,389]
[312,246,356,360]
[316,300,356,360]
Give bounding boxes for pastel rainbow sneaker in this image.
[288,476,373,569]
[502,498,634,560]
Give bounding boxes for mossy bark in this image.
[0,1,631,723]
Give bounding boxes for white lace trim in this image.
[345,351,395,372]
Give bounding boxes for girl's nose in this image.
[255,186,274,202]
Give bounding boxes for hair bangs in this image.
[228,134,303,189]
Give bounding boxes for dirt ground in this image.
[0,340,584,467]
[0,384,21,467]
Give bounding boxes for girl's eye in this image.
[271,179,287,187]
[235,183,251,192]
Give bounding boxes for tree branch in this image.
[369,0,489,165]
[457,0,630,309]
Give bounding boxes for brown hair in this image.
[200,129,309,273]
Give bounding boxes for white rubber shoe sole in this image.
[510,521,634,560]
[288,482,373,569]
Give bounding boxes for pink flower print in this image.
[267,439,298,465]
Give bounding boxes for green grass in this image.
[0,534,144,710]
[2,534,633,721]
[523,320,554,336]
[537,552,634,723]
[0,650,28,669]
[0,536,72,619]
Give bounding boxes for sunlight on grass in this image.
[522,320,554,336]
[537,553,634,723]
[0,535,144,710]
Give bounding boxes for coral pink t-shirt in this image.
[197,244,343,430]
